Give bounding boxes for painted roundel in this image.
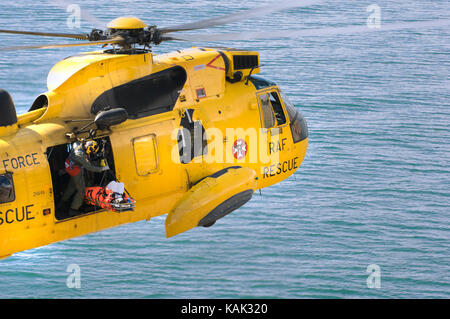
[232,139,248,160]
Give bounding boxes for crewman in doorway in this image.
[61,140,109,217]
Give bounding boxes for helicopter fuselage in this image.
[0,47,308,259]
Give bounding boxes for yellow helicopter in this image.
[0,5,308,260]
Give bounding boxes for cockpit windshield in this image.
[280,91,297,122]
[279,90,308,143]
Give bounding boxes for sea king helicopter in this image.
[0,3,308,259]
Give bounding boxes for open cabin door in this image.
[47,136,118,220]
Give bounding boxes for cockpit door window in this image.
[259,93,276,128]
[258,91,287,128]
[268,92,286,126]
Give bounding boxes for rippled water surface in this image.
[0,0,449,298]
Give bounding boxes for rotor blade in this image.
[0,37,123,51]
[171,19,450,42]
[160,36,185,42]
[0,29,88,40]
[159,0,321,33]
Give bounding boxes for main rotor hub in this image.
[86,17,163,51]
[107,17,148,30]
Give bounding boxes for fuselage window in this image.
[92,66,187,119]
[0,173,15,203]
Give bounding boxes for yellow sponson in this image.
[107,17,148,30]
[165,167,258,238]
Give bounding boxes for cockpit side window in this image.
[0,173,15,203]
